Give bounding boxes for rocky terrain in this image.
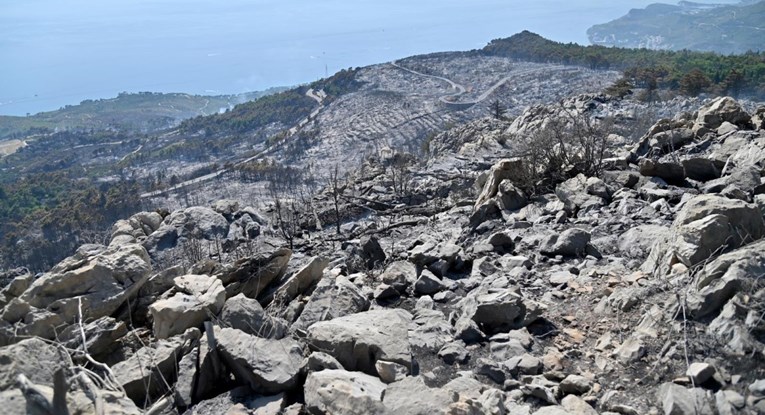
[587,0,765,53]
[141,55,622,211]
[1,93,765,414]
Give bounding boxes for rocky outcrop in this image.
[0,243,151,345]
[642,194,765,275]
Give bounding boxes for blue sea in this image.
[0,0,740,116]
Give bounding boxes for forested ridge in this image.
[483,31,765,97]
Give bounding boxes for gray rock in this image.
[58,316,127,359]
[556,174,604,213]
[293,275,369,331]
[360,235,387,269]
[561,395,598,415]
[306,351,344,372]
[149,274,226,339]
[438,341,469,364]
[682,157,723,182]
[219,293,288,339]
[113,329,198,404]
[505,353,542,375]
[414,270,447,295]
[462,289,541,334]
[642,194,765,276]
[694,96,751,131]
[218,248,292,299]
[174,346,199,409]
[409,307,453,350]
[686,362,716,385]
[380,261,417,291]
[375,360,409,384]
[540,228,591,257]
[639,159,686,184]
[560,374,593,395]
[0,338,65,390]
[657,383,713,415]
[215,326,303,394]
[383,376,454,414]
[307,309,412,375]
[304,369,386,415]
[1,243,151,345]
[497,180,528,211]
[614,337,645,364]
[264,256,328,306]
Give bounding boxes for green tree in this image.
[679,69,711,96]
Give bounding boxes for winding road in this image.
[391,61,564,107]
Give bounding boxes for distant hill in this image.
[0,88,286,141]
[587,0,765,54]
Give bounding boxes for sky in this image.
[0,0,743,116]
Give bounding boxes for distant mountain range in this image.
[587,0,765,54]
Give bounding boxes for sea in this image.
[0,0,741,116]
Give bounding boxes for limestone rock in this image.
[642,194,765,276]
[219,293,288,339]
[149,274,226,339]
[1,243,151,344]
[657,383,713,415]
[694,96,751,131]
[307,309,413,375]
[266,256,328,306]
[112,329,199,404]
[215,327,303,394]
[0,338,65,390]
[304,369,386,415]
[218,248,292,299]
[293,275,369,331]
[540,228,591,257]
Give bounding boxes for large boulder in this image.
[687,239,765,319]
[214,327,303,394]
[0,243,151,345]
[263,256,329,306]
[752,106,765,130]
[293,275,369,331]
[149,274,226,339]
[642,195,765,276]
[143,206,229,253]
[639,159,685,184]
[304,369,387,415]
[694,96,751,132]
[657,383,714,415]
[555,174,605,214]
[474,159,525,209]
[219,293,288,339]
[307,309,413,375]
[0,338,65,390]
[459,288,542,335]
[217,248,292,299]
[540,228,592,257]
[112,328,199,405]
[382,376,455,414]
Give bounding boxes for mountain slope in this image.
[587,0,765,54]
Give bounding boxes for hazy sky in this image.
[0,0,742,115]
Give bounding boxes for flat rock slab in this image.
[307,309,413,375]
[214,327,303,394]
[304,369,387,415]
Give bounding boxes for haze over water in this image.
[0,0,740,116]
